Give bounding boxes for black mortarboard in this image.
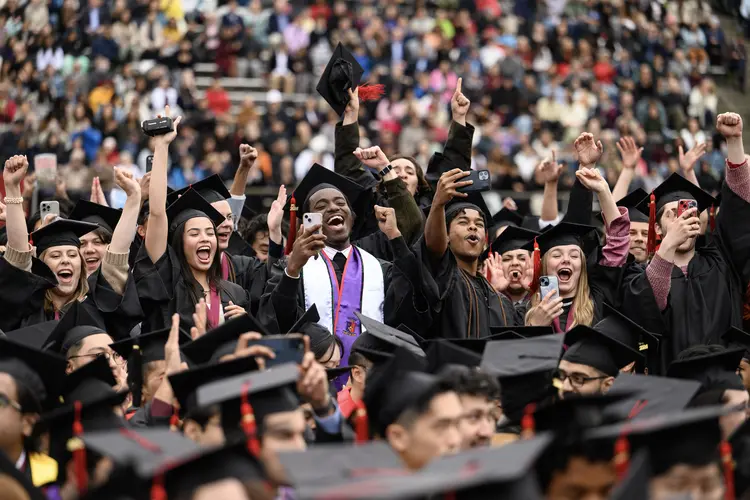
[586,405,728,475]
[595,303,659,371]
[167,174,231,205]
[166,188,226,235]
[196,362,300,437]
[521,221,597,255]
[326,365,352,381]
[0,450,46,500]
[489,326,555,338]
[0,337,66,406]
[491,208,524,231]
[363,347,440,438]
[316,42,365,116]
[43,302,110,355]
[481,335,564,423]
[4,320,58,349]
[180,313,270,365]
[241,201,257,221]
[425,339,482,374]
[168,355,259,417]
[286,163,367,216]
[225,231,255,257]
[605,373,701,421]
[31,218,100,255]
[609,449,652,500]
[425,152,458,186]
[289,305,322,333]
[722,327,750,360]
[484,225,539,259]
[533,393,632,435]
[562,325,643,377]
[615,188,649,224]
[638,172,717,215]
[396,323,425,345]
[443,192,492,230]
[667,347,745,392]
[69,199,122,234]
[356,313,425,359]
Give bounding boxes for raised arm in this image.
[144,106,182,263]
[335,88,376,188]
[2,155,31,258]
[613,136,643,201]
[424,169,472,258]
[537,153,563,226]
[228,144,261,229]
[109,168,142,254]
[678,142,706,188]
[442,78,475,171]
[575,133,621,225]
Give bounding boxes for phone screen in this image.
[677,199,698,217]
[251,337,305,367]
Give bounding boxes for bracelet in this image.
[3,196,23,205]
[378,164,393,179]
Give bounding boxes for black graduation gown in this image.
[133,245,251,332]
[225,254,272,316]
[254,238,414,335]
[390,238,518,340]
[620,183,750,367]
[0,256,143,340]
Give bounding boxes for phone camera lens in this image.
[540,277,549,286]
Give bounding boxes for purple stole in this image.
[552,302,576,333]
[321,249,364,389]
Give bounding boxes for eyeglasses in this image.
[69,351,126,366]
[556,369,608,388]
[0,393,22,412]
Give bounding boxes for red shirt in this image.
[337,387,357,419]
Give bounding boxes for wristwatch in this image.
[378,164,393,179]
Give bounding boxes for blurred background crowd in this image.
[0,0,747,210]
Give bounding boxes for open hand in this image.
[616,136,643,170]
[537,151,564,184]
[678,143,707,175]
[139,172,151,201]
[267,184,287,235]
[191,298,207,339]
[575,167,609,194]
[485,252,509,293]
[574,133,603,167]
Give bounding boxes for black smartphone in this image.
[250,334,305,367]
[456,169,491,193]
[146,155,153,173]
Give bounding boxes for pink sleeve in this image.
[725,159,750,203]
[645,253,673,311]
[599,207,630,267]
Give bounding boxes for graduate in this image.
[482,225,539,306]
[614,188,650,265]
[622,113,750,367]
[594,303,661,375]
[68,199,122,277]
[167,173,283,315]
[0,155,142,337]
[722,326,750,391]
[134,108,251,331]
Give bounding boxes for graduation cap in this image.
[637,173,718,255]
[356,312,425,359]
[424,339,482,374]
[520,221,597,256]
[168,355,260,418]
[562,325,644,377]
[326,365,352,381]
[180,313,270,366]
[167,174,231,205]
[30,218,100,255]
[441,192,493,231]
[4,320,58,349]
[605,373,701,421]
[0,337,66,407]
[722,327,750,361]
[491,208,524,232]
[316,42,384,116]
[445,330,528,355]
[43,302,109,355]
[196,362,300,441]
[481,335,564,424]
[667,346,745,392]
[533,392,633,435]
[289,305,321,333]
[69,199,122,234]
[110,327,192,407]
[595,303,660,374]
[489,326,555,338]
[0,449,46,500]
[608,449,652,500]
[240,200,258,221]
[614,188,649,224]
[396,323,425,345]
[166,188,226,235]
[483,225,539,260]
[225,231,255,257]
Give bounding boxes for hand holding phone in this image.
[39,201,60,221]
[456,169,491,193]
[539,275,560,299]
[303,212,323,234]
[677,199,698,218]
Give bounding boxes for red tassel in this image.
[357,84,386,102]
[240,382,261,457]
[284,195,297,256]
[721,440,735,500]
[520,403,536,439]
[647,193,657,257]
[529,238,541,294]
[169,408,180,432]
[353,400,369,444]
[151,474,167,500]
[71,401,88,495]
[614,435,630,480]
[710,205,716,232]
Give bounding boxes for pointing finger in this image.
[455,77,462,96]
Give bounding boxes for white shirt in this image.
[15,450,25,470]
[323,246,351,260]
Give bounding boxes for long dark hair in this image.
[382,154,433,203]
[171,219,224,306]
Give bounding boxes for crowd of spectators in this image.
[0,0,746,209]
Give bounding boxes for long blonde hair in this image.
[41,249,89,315]
[525,253,594,328]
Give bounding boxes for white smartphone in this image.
[302,212,323,234]
[40,201,60,220]
[539,275,560,298]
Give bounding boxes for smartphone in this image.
[146,155,153,173]
[677,199,698,217]
[249,334,305,367]
[303,212,323,234]
[539,275,560,299]
[456,169,491,193]
[39,201,60,220]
